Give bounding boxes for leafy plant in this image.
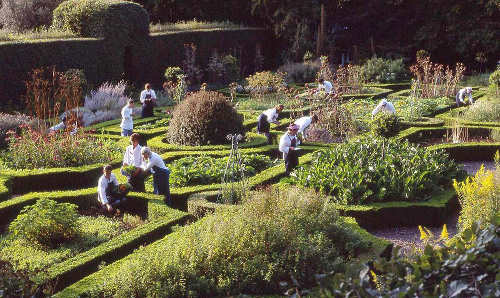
[0,112,35,148]
[362,57,407,83]
[278,60,319,84]
[135,118,170,131]
[246,71,286,95]
[8,199,79,248]
[164,66,184,82]
[293,137,464,204]
[489,67,500,95]
[370,112,400,137]
[462,100,500,122]
[169,154,274,187]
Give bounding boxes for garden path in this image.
[368,161,496,255]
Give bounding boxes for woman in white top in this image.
[120,133,146,192]
[257,104,284,144]
[279,124,301,175]
[141,146,171,206]
[371,99,396,118]
[140,83,157,118]
[120,100,135,136]
[456,87,474,107]
[294,114,319,141]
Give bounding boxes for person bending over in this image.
[294,114,319,142]
[121,133,147,192]
[257,104,284,144]
[371,99,396,118]
[97,165,127,213]
[141,147,172,206]
[456,87,474,107]
[279,124,301,175]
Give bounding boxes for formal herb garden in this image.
[0,0,499,296]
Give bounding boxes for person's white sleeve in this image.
[123,147,130,166]
[151,90,157,99]
[140,91,146,103]
[387,102,396,114]
[98,177,108,204]
[268,109,278,123]
[279,135,290,154]
[111,174,119,186]
[142,159,153,172]
[372,102,383,116]
[296,137,301,147]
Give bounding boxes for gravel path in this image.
[367,161,495,255]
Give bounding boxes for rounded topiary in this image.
[371,113,400,137]
[167,91,244,146]
[52,0,149,42]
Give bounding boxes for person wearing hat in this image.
[257,104,284,144]
[141,146,172,206]
[371,99,396,118]
[279,123,301,175]
[140,83,157,118]
[120,99,135,136]
[456,87,474,107]
[294,114,319,142]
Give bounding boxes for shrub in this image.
[0,112,35,148]
[397,96,450,121]
[293,137,463,204]
[462,100,500,122]
[83,80,132,126]
[103,187,371,297]
[370,112,400,137]
[52,0,149,41]
[362,57,407,83]
[164,66,184,82]
[169,154,274,187]
[246,71,286,94]
[278,60,319,84]
[489,67,500,95]
[0,0,64,32]
[166,90,243,146]
[320,222,499,297]
[335,64,365,95]
[8,199,79,248]
[453,161,499,232]
[222,54,240,83]
[315,100,359,140]
[1,126,121,169]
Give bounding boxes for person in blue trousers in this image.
[140,146,172,206]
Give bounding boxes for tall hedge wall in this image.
[0,28,275,108]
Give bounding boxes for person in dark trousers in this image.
[140,83,157,118]
[97,165,128,213]
[141,146,172,206]
[120,133,147,192]
[279,124,301,175]
[257,104,284,144]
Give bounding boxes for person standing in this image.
[97,165,127,213]
[257,104,284,144]
[279,124,301,175]
[294,114,319,141]
[371,98,396,118]
[456,87,474,107]
[141,147,172,206]
[120,100,135,136]
[120,133,146,192]
[140,83,157,118]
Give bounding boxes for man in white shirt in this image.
[456,87,474,107]
[48,115,78,135]
[316,78,336,99]
[371,99,396,118]
[141,146,172,206]
[279,124,301,175]
[120,133,146,192]
[140,83,157,118]
[257,104,284,144]
[97,165,127,213]
[120,100,135,136]
[294,114,319,141]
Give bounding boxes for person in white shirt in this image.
[120,133,146,192]
[371,99,396,118]
[120,100,135,136]
[279,124,301,175]
[294,114,319,141]
[257,104,284,144]
[456,87,474,107]
[97,164,127,213]
[48,116,78,135]
[140,83,157,118]
[316,78,337,99]
[141,146,172,206]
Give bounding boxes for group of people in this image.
[119,83,158,137]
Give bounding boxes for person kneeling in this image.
[279,124,301,175]
[141,147,172,206]
[97,165,128,213]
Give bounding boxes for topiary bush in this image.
[362,57,407,83]
[166,90,243,145]
[370,112,400,137]
[8,199,79,248]
[489,67,500,95]
[52,0,149,42]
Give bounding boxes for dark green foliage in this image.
[371,112,400,137]
[166,90,244,146]
[52,0,149,40]
[293,137,463,204]
[169,154,274,186]
[319,223,500,297]
[222,54,240,83]
[8,198,79,248]
[362,57,407,83]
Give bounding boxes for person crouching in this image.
[279,124,301,175]
[97,164,128,213]
[141,147,172,206]
[257,104,284,144]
